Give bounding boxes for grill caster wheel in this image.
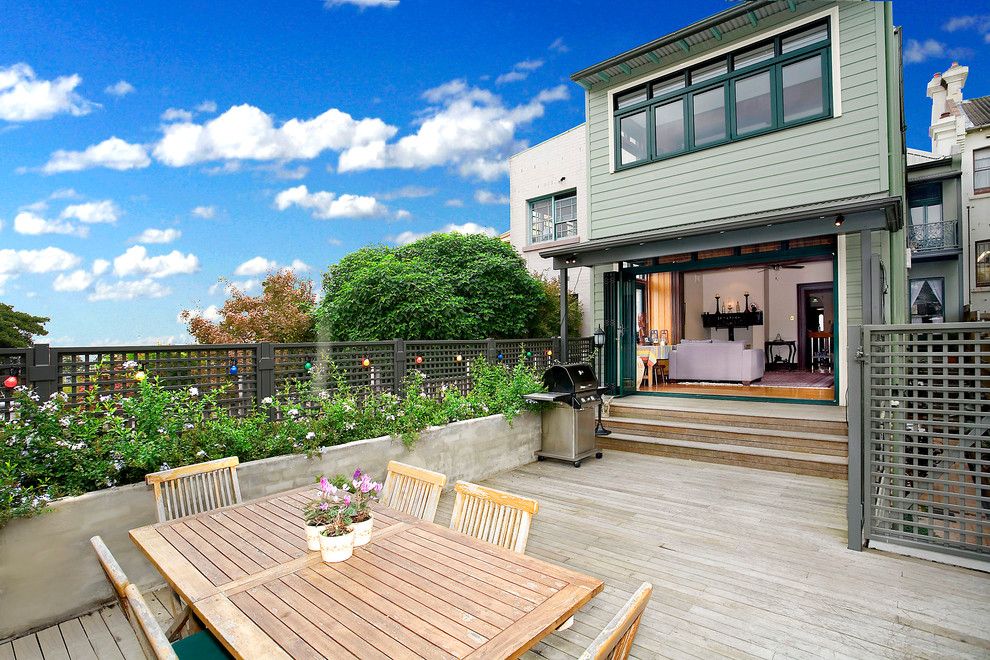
[536,455,545,461]
[596,452,603,459]
[573,461,582,468]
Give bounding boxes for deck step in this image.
[607,401,848,436]
[598,432,847,479]
[602,416,848,456]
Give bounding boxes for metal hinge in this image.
[854,346,868,365]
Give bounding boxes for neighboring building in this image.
[925,62,990,318]
[537,0,906,406]
[507,124,594,336]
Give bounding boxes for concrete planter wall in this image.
[0,412,539,640]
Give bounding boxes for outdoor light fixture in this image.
[834,214,845,227]
[229,359,239,376]
[134,367,147,382]
[455,354,463,362]
[304,358,313,371]
[526,350,533,358]
[415,355,423,365]
[497,353,504,361]
[592,325,611,437]
[3,371,18,389]
[546,349,553,357]
[362,357,371,368]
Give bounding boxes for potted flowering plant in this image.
[303,476,346,551]
[319,485,358,563]
[349,468,384,547]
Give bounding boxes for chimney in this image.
[927,72,947,125]
[942,61,969,105]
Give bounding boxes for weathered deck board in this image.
[5,451,990,659]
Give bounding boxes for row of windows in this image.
[614,21,832,169]
[530,191,577,244]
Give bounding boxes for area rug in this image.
[671,371,833,389]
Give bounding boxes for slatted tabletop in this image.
[130,486,603,659]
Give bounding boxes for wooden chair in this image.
[90,536,229,659]
[380,460,448,522]
[579,582,653,660]
[448,480,538,553]
[145,457,242,524]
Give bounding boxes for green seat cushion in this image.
[171,630,233,659]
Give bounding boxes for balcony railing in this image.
[908,219,959,253]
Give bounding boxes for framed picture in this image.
[909,277,944,323]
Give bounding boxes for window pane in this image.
[652,76,685,97]
[910,206,925,225]
[616,86,647,109]
[691,59,728,84]
[654,99,685,156]
[977,240,990,287]
[927,204,942,223]
[735,71,772,134]
[554,194,577,239]
[976,148,990,190]
[692,86,726,146]
[530,199,553,243]
[619,111,648,164]
[782,55,824,122]
[734,43,774,70]
[782,23,828,53]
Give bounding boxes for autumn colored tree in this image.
[180,270,317,343]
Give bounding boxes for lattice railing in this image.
[0,349,28,422]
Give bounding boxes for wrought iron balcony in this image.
[908,219,959,253]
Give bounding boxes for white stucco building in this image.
[507,124,594,335]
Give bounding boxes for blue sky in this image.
[1,0,988,345]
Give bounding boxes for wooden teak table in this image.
[130,486,603,659]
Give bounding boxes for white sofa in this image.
[668,340,765,384]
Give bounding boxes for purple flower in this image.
[319,476,332,495]
[342,494,352,506]
[373,482,383,494]
[359,476,373,493]
[353,468,362,480]
[318,502,330,511]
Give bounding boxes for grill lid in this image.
[543,363,599,394]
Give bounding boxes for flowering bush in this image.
[0,357,543,527]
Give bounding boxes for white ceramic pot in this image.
[320,529,355,563]
[351,512,374,547]
[304,524,327,551]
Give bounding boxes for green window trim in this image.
[528,190,578,244]
[613,19,833,171]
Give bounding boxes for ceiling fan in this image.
[747,261,806,272]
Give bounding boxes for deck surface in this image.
[4,450,989,659]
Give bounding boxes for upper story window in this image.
[530,191,577,244]
[908,182,954,251]
[613,19,832,170]
[975,147,990,194]
[976,240,990,288]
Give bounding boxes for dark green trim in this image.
[613,19,832,172]
[527,189,578,245]
[748,11,759,28]
[623,243,835,276]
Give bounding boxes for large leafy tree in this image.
[180,270,317,343]
[317,233,546,340]
[0,303,49,348]
[528,274,584,338]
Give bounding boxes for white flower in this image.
[288,408,299,417]
[188,387,199,396]
[306,432,316,440]
[196,450,207,457]
[123,360,138,369]
[261,396,273,405]
[99,395,111,402]
[59,417,71,427]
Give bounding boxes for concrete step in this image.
[602,416,848,457]
[597,432,847,480]
[607,401,849,436]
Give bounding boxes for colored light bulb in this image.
[455,355,463,362]
[304,360,313,370]
[362,358,371,367]
[229,364,238,375]
[134,370,147,382]
[3,375,17,389]
[415,356,423,364]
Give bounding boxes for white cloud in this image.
[60,200,120,224]
[161,107,194,122]
[234,256,278,276]
[394,209,411,220]
[327,237,343,246]
[40,137,150,174]
[288,259,311,273]
[496,59,544,85]
[324,0,399,7]
[13,211,88,237]
[337,81,569,181]
[549,37,569,53]
[92,258,110,275]
[153,103,396,167]
[49,188,79,199]
[0,247,80,276]
[209,278,259,295]
[133,227,181,244]
[274,184,388,219]
[902,38,973,64]
[191,205,217,219]
[0,63,95,121]
[113,245,199,279]
[444,198,465,207]
[377,185,435,200]
[180,304,221,324]
[392,221,497,245]
[943,15,990,40]
[474,189,509,205]
[89,278,171,301]
[53,269,94,292]
[105,80,135,97]
[195,100,217,113]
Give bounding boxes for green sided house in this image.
[541,0,907,410]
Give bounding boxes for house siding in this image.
[586,1,890,240]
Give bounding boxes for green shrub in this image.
[0,357,544,527]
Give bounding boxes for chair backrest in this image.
[380,461,447,522]
[91,536,178,660]
[448,480,538,553]
[579,582,653,660]
[145,457,242,523]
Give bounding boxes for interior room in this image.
[633,255,835,401]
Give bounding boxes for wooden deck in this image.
[5,451,990,659]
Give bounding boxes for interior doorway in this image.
[796,282,834,371]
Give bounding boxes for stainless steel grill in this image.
[524,363,605,467]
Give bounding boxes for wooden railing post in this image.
[27,343,56,401]
[257,342,275,413]
[393,339,406,394]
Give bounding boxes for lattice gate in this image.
[861,323,990,564]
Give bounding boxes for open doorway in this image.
[796,282,834,372]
